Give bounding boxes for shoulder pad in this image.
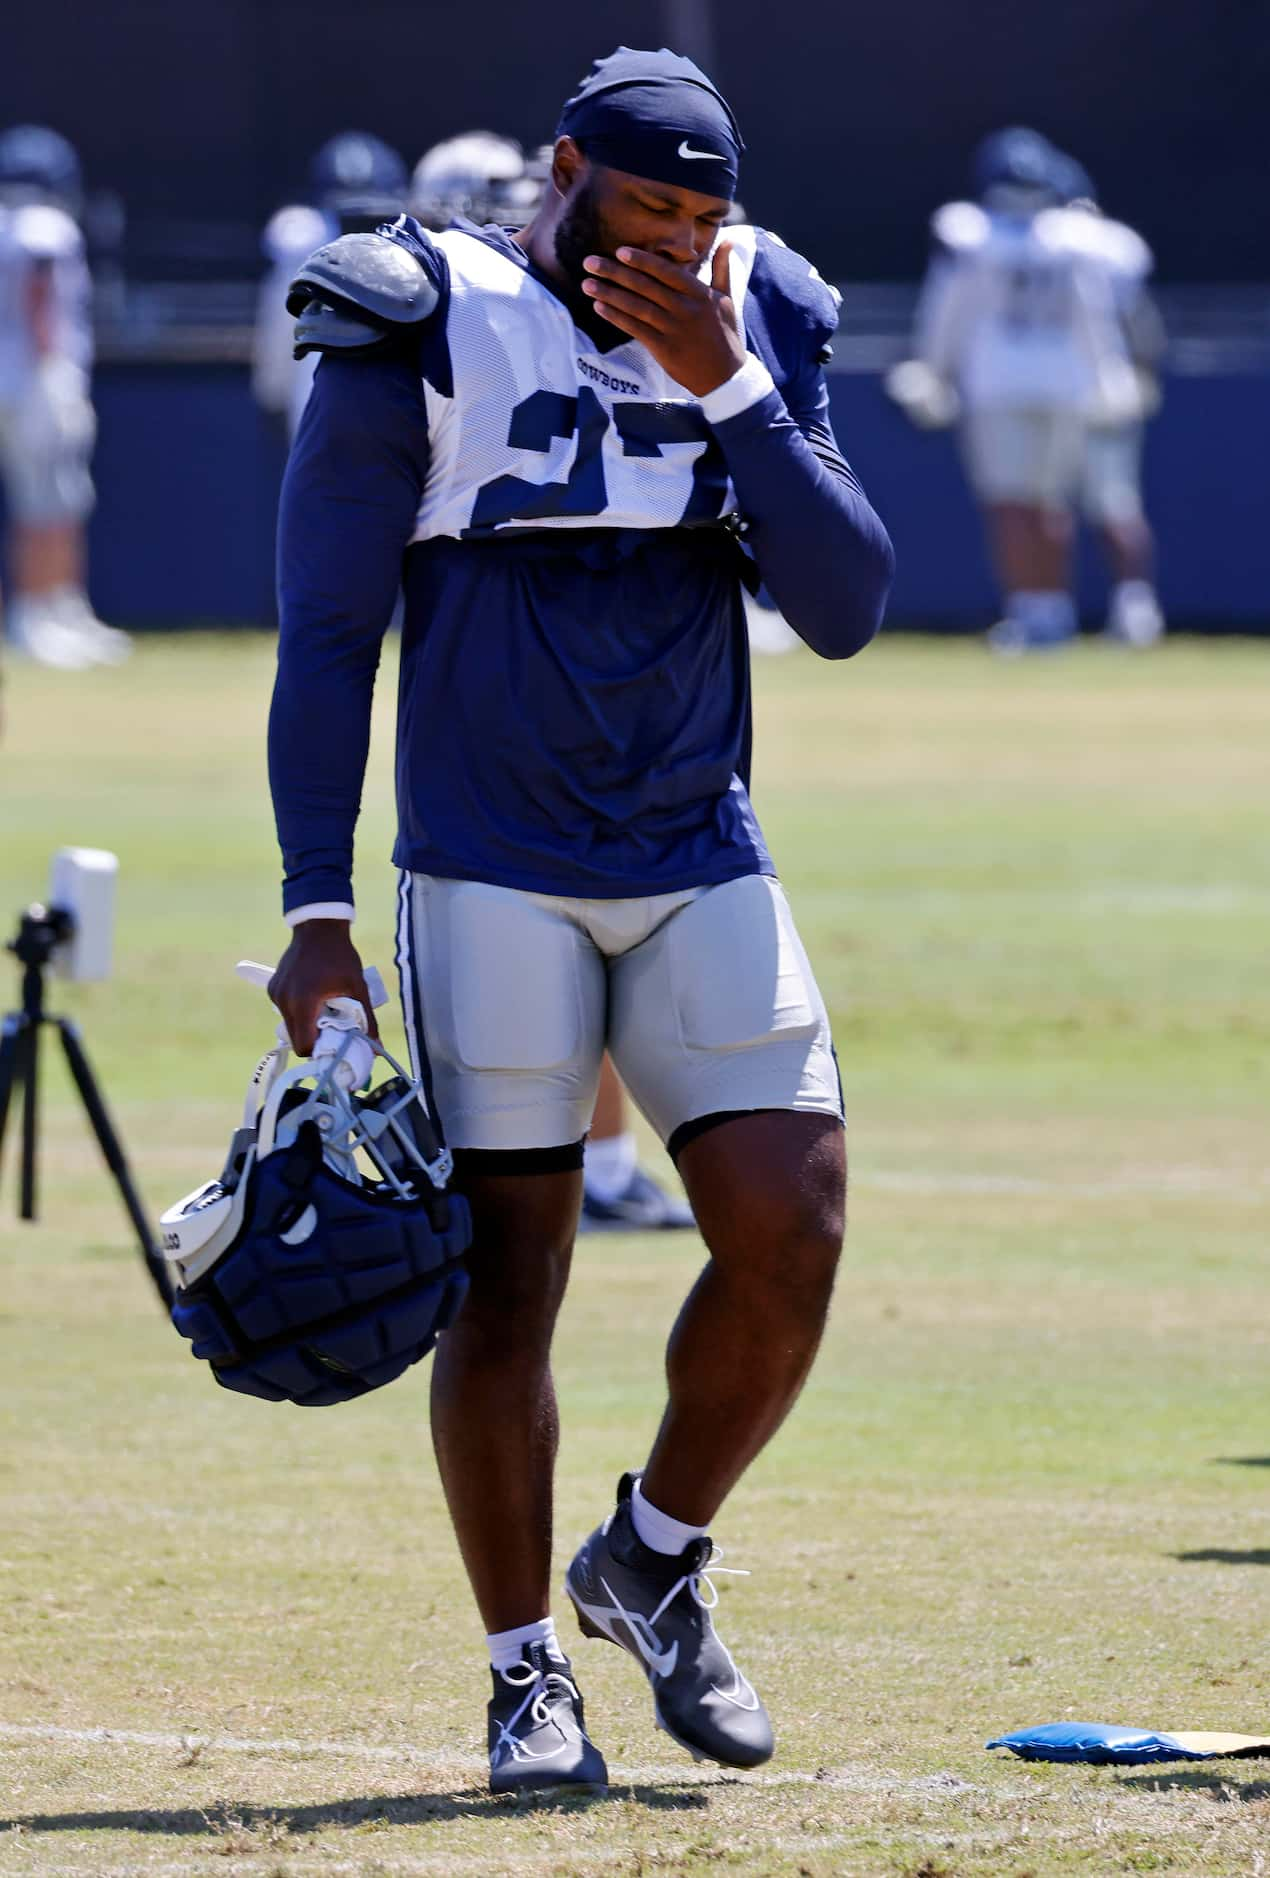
[287,230,440,358]
[931,200,989,253]
[1035,207,1152,279]
[751,227,841,361]
[1033,206,1082,253]
[13,202,82,261]
[753,226,841,309]
[1093,215,1153,279]
[262,202,329,264]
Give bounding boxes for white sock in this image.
[1109,579,1161,622]
[1107,582,1164,646]
[583,1130,638,1203]
[49,584,94,625]
[486,1615,566,1672]
[630,1477,709,1556]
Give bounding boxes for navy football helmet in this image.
[0,124,82,210]
[309,131,407,230]
[972,126,1063,210]
[1051,150,1097,209]
[163,1031,470,1406]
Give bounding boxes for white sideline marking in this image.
[0,1721,476,1770]
[0,1721,982,1797]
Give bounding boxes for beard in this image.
[553,174,618,295]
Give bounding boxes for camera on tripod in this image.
[1,848,171,1305]
[13,847,117,982]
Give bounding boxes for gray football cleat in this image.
[579,1165,695,1232]
[487,1641,608,1796]
[565,1473,774,1769]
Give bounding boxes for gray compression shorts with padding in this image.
[287,231,440,357]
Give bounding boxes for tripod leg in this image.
[56,1017,174,1308]
[19,1011,39,1221]
[0,1013,26,1189]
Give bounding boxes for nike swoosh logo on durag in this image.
[677,140,727,162]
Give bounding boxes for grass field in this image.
[1,633,1268,1877]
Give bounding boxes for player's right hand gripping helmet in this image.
[162,1033,470,1406]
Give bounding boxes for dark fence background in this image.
[7,0,1269,281]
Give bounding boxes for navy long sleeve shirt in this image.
[270,221,893,913]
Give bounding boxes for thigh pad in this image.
[668,873,820,1051]
[443,883,587,1072]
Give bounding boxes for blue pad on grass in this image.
[987,1722,1270,1765]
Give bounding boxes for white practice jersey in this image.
[412,225,767,542]
[253,203,333,434]
[914,200,1138,417]
[1057,209,1155,422]
[0,201,91,397]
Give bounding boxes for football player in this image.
[1055,154,1165,646]
[413,131,697,1231]
[253,132,407,440]
[267,47,893,1793]
[889,127,1137,652]
[0,126,126,668]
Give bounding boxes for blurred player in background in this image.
[412,128,696,1232]
[0,125,126,669]
[888,127,1145,653]
[253,132,408,440]
[409,130,538,232]
[1055,153,1165,646]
